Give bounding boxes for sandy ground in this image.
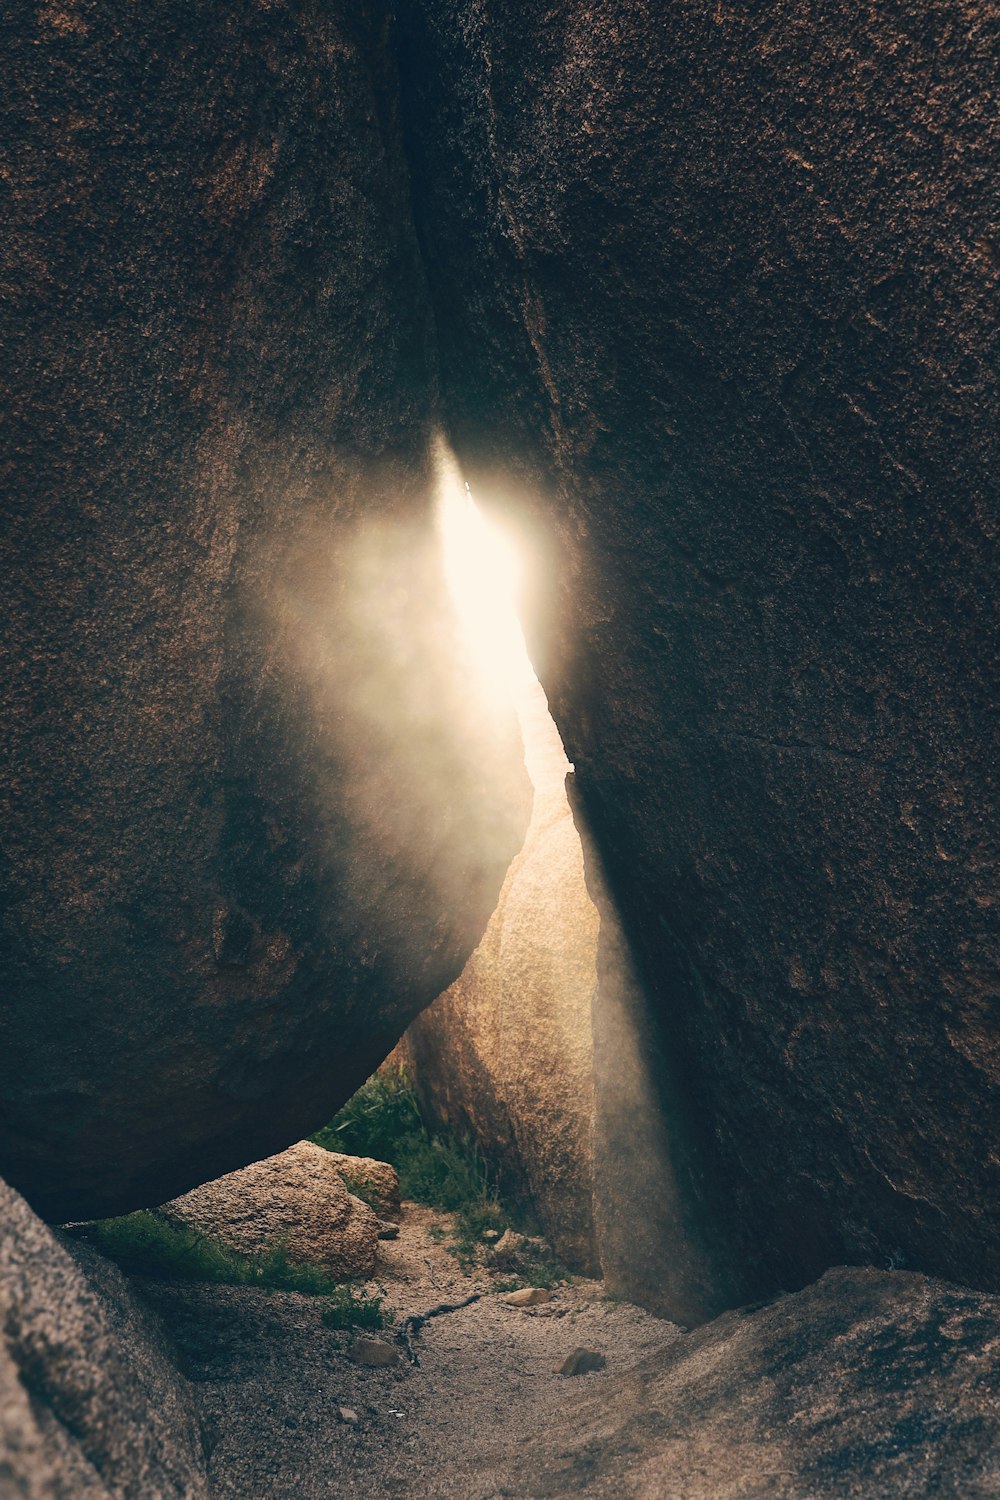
[143,1203,682,1499]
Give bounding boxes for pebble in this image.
[349,1337,401,1368]
[490,1229,527,1267]
[503,1287,553,1307]
[557,1347,607,1377]
[337,1407,360,1425]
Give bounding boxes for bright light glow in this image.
[437,443,536,699]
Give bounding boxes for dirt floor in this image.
[143,1202,683,1499]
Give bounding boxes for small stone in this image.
[504,1287,553,1307]
[349,1337,400,1368]
[376,1220,399,1239]
[557,1347,606,1377]
[337,1407,360,1425]
[482,1228,500,1241]
[490,1228,526,1267]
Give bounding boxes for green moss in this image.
[311,1065,423,1164]
[72,1212,392,1331]
[320,1282,387,1330]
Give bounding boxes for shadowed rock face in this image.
[0,1,529,1222]
[396,0,999,1319]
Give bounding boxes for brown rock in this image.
[557,1348,606,1377]
[161,1141,379,1279]
[529,1269,1000,1495]
[0,1177,208,1497]
[397,0,1000,1318]
[349,1337,401,1368]
[490,1229,529,1269]
[322,1154,402,1221]
[0,2,530,1224]
[504,1287,553,1306]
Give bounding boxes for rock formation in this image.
[161,1141,381,1279]
[396,0,1000,1321]
[0,1177,208,1498]
[322,1152,402,1222]
[0,1,530,1223]
[403,678,697,1305]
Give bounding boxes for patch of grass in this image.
[313,1065,573,1284]
[320,1282,387,1331]
[313,1065,497,1216]
[335,1177,382,1213]
[448,1198,508,1270]
[71,1211,343,1297]
[514,1254,566,1290]
[489,1251,567,1292]
[311,1065,424,1164]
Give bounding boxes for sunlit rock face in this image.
[402,681,601,1274]
[397,0,999,1319]
[0,2,530,1222]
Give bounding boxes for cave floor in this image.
[143,1203,684,1499]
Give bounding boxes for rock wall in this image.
[403,679,714,1309]
[0,0,530,1223]
[396,0,1000,1320]
[0,1177,208,1497]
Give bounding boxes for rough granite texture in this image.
[322,1152,402,1221]
[0,1177,208,1498]
[0,0,530,1223]
[396,0,1000,1320]
[525,1267,1000,1498]
[143,1219,1000,1499]
[162,1141,380,1279]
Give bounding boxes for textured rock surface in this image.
[397,0,1000,1317]
[142,1220,1000,1498]
[402,680,600,1272]
[0,0,530,1222]
[322,1152,401,1221]
[523,1268,1000,1498]
[0,1176,207,1498]
[162,1141,379,1278]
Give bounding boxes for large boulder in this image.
[161,1141,380,1279]
[0,1,530,1222]
[396,0,1000,1320]
[0,1177,208,1498]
